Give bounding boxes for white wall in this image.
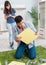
[0,0,38,31]
[25,0,38,22]
[10,0,38,21]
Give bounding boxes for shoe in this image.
[10,45,14,49]
[10,42,14,49]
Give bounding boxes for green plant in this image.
[28,7,38,28]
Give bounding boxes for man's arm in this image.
[13,26,22,42]
[26,22,38,35]
[28,22,37,32]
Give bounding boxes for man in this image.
[14,15,37,59]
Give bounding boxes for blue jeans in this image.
[15,41,36,59]
[7,23,16,43]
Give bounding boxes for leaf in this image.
[28,7,38,28]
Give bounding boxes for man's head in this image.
[15,15,24,28]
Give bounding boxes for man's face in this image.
[17,20,24,28]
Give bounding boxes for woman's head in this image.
[4,1,12,15]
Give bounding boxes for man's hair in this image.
[15,15,23,23]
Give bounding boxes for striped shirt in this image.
[14,22,37,48]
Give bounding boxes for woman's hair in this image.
[4,1,12,15]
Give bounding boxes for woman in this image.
[4,1,16,49]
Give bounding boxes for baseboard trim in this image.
[0,30,8,32]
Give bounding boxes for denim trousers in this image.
[7,22,16,43]
[15,41,36,59]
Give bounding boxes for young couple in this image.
[4,1,37,61]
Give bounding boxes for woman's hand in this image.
[15,37,22,42]
[8,14,12,17]
[6,14,16,18]
[8,15,16,18]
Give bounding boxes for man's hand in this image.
[15,37,22,42]
[35,32,38,35]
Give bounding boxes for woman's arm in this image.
[12,8,16,18]
[4,14,8,19]
[4,14,12,19]
[14,13,16,18]
[4,14,15,19]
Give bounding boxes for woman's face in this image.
[6,4,10,10]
